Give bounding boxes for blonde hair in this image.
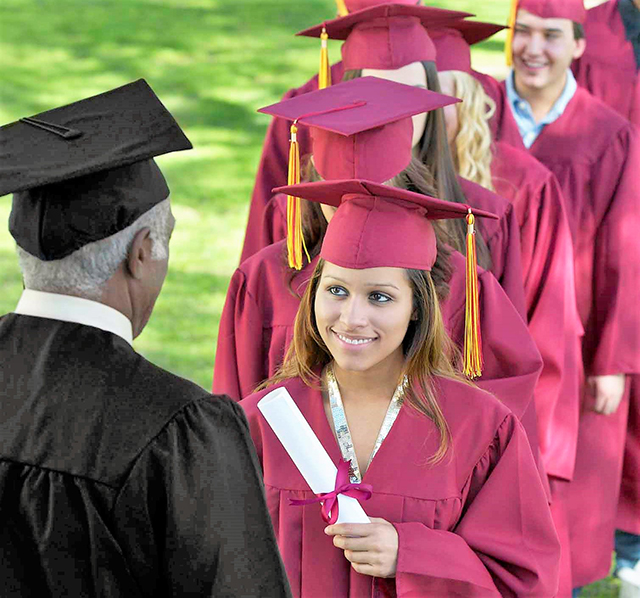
[261,259,474,464]
[449,71,496,191]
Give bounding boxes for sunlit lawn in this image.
[0,0,521,388]
[0,1,619,594]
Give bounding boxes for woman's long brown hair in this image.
[342,63,493,271]
[262,258,473,463]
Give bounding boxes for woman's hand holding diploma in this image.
[325,517,399,578]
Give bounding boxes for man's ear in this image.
[126,227,152,280]
[573,37,586,60]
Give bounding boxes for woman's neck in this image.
[331,350,405,407]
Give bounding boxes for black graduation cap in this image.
[0,79,192,261]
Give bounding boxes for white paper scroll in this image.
[258,386,370,525]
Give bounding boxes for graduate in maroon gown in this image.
[494,0,640,590]
[572,0,640,586]
[572,0,639,124]
[247,6,528,320]
[240,178,560,597]
[430,26,585,588]
[240,3,472,263]
[428,20,583,486]
[215,77,548,495]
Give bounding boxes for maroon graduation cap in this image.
[297,3,472,79]
[342,0,421,15]
[259,76,459,271]
[274,178,498,378]
[432,20,507,74]
[516,0,586,23]
[259,76,459,183]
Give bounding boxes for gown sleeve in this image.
[212,267,268,400]
[111,397,292,598]
[484,202,527,319]
[392,414,560,598]
[472,269,542,424]
[519,173,582,480]
[585,125,640,377]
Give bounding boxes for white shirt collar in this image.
[14,289,133,346]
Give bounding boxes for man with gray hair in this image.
[0,80,292,597]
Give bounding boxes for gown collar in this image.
[325,363,406,483]
[14,289,134,346]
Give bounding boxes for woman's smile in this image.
[331,329,378,348]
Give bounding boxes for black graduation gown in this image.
[0,313,292,598]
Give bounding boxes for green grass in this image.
[0,0,515,389]
[0,2,621,594]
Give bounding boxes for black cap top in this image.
[0,79,192,260]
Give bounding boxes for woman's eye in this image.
[369,292,392,303]
[328,286,347,297]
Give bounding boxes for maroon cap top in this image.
[259,76,459,183]
[297,4,472,71]
[274,179,497,271]
[344,0,420,13]
[432,20,506,73]
[517,0,586,24]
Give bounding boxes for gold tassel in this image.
[335,0,348,16]
[319,27,332,90]
[464,211,483,379]
[505,0,518,66]
[286,124,310,270]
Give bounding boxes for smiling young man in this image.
[491,1,640,595]
[507,10,586,147]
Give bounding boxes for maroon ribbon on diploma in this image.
[289,459,373,524]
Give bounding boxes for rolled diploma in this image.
[258,386,370,524]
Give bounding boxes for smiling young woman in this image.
[268,257,457,466]
[214,80,546,489]
[241,179,560,597]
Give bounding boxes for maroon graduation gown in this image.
[494,83,640,585]
[241,374,560,597]
[213,240,544,466]
[572,0,639,125]
[254,179,528,320]
[491,141,582,483]
[241,61,346,263]
[572,0,640,539]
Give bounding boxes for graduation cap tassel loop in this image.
[286,124,310,270]
[319,28,332,90]
[505,0,518,66]
[20,117,83,140]
[464,211,483,379]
